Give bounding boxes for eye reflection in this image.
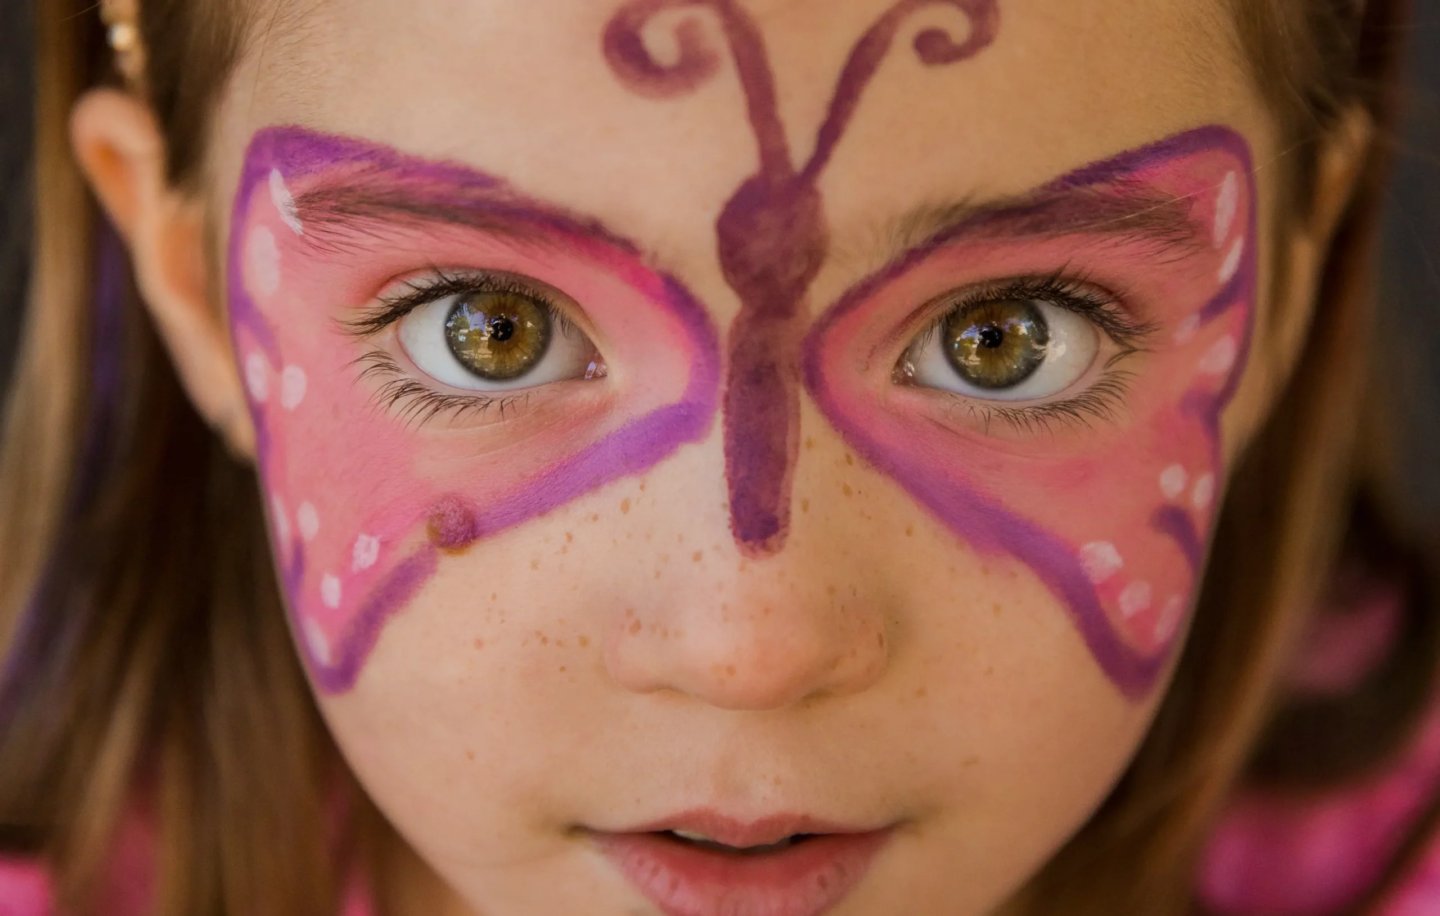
[444,290,552,381]
[903,295,1100,402]
[944,299,1050,390]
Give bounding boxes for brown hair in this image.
[0,0,1417,914]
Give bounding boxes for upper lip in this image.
[612,809,880,848]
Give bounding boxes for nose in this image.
[603,554,891,711]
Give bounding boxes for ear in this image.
[1262,104,1374,399]
[70,88,257,460]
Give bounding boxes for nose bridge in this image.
[603,550,890,712]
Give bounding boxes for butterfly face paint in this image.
[228,129,721,693]
[805,127,1256,699]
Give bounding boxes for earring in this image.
[99,0,145,85]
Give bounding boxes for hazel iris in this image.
[443,290,552,381]
[943,299,1050,389]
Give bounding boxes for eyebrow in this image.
[877,184,1206,264]
[289,164,1206,274]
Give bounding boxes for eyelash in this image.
[343,269,576,427]
[345,269,1153,435]
[906,272,1156,436]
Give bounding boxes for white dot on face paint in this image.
[269,168,304,235]
[280,366,308,411]
[270,494,291,546]
[1214,171,1240,247]
[244,352,269,403]
[296,502,320,542]
[1155,595,1186,642]
[1218,237,1245,284]
[302,617,332,665]
[246,226,281,297]
[1160,464,1189,500]
[1199,335,1238,376]
[1192,473,1217,511]
[1080,541,1124,585]
[1119,580,1153,619]
[352,534,381,572]
[320,574,343,610]
[1174,315,1201,345]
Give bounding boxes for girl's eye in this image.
[902,297,1100,402]
[397,288,600,391]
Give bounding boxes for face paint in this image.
[228,128,721,692]
[804,127,1257,699]
[605,0,1000,556]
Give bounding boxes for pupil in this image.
[490,318,515,342]
[977,325,1005,349]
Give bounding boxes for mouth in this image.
[591,812,894,916]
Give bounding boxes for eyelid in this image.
[922,273,1154,353]
[341,268,586,342]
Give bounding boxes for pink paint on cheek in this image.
[227,129,721,692]
[804,127,1257,699]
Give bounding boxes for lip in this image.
[592,811,894,916]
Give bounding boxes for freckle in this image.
[490,592,497,602]
[842,484,853,497]
[591,514,600,523]
[993,603,1002,617]
[877,633,885,648]
[826,585,837,596]
[801,499,810,514]
[963,756,980,767]
[565,532,573,543]
[579,636,590,648]
[560,545,568,555]
[620,498,631,514]
[762,606,771,616]
[845,453,854,466]
[915,687,928,698]
[905,525,914,537]
[629,619,641,635]
[466,750,476,761]
[530,559,540,571]
[726,665,736,676]
[654,570,662,579]
[984,666,994,676]
[639,481,646,492]
[661,553,670,564]
[625,608,634,617]
[559,666,567,673]
[805,437,815,450]
[692,551,703,562]
[473,639,484,650]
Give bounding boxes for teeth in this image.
[672,830,715,843]
[667,830,800,853]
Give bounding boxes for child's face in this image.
[212,1,1278,912]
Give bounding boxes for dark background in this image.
[0,3,1435,520]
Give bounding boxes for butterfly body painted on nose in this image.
[606,0,1002,556]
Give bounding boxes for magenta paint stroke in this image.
[228,127,721,693]
[605,0,1000,556]
[804,126,1258,699]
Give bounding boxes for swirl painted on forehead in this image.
[231,2,1255,700]
[605,0,1001,555]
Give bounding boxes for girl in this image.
[0,0,1429,914]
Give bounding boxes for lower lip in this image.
[594,828,893,916]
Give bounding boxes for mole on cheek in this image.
[428,496,480,551]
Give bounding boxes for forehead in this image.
[218,0,1264,293]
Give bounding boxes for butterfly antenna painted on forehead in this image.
[801,0,999,182]
[604,0,793,179]
[604,0,999,556]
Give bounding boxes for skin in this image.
[70,0,1370,913]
